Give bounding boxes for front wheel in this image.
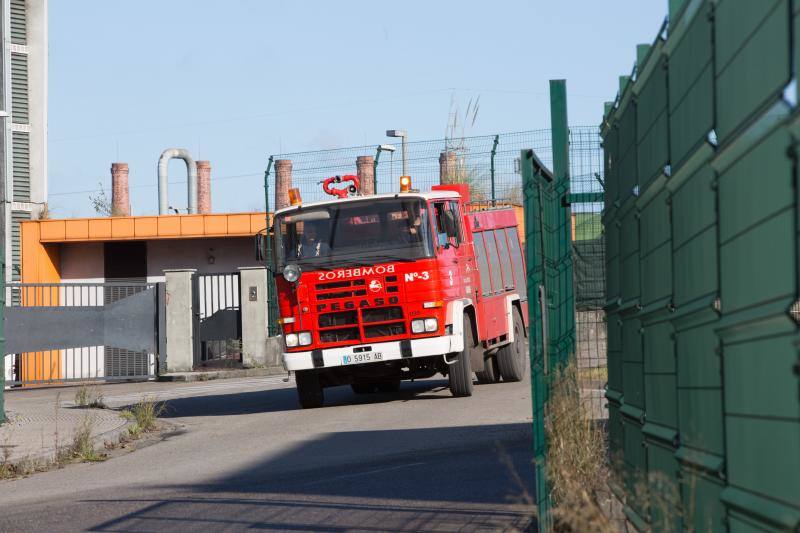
[497,310,527,382]
[448,314,475,397]
[296,370,324,408]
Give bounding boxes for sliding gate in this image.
[4,282,163,386]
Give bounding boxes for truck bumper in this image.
[282,334,458,372]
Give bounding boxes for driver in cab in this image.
[298,221,330,258]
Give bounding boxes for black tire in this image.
[351,383,377,394]
[497,310,527,382]
[376,380,401,393]
[448,314,475,397]
[475,354,499,384]
[296,370,324,408]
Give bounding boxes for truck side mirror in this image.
[254,233,266,261]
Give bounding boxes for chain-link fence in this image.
[268,129,560,208]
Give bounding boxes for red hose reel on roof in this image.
[321,175,360,198]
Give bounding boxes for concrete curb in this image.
[157,366,287,382]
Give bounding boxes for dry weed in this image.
[545,361,613,532]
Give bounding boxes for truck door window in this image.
[473,231,493,297]
[494,229,515,290]
[506,226,527,299]
[483,230,503,294]
[433,202,461,249]
[446,201,462,244]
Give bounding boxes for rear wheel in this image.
[475,354,499,384]
[497,310,527,382]
[296,370,324,408]
[448,314,475,397]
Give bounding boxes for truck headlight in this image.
[298,331,312,346]
[283,263,302,283]
[411,318,438,334]
[285,333,299,347]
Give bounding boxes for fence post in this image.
[264,157,279,338]
[490,134,499,205]
[549,79,575,366]
[163,269,196,373]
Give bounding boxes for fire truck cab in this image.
[273,179,528,408]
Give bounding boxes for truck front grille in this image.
[319,327,360,343]
[364,323,406,338]
[362,306,403,323]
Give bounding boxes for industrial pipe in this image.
[157,148,198,214]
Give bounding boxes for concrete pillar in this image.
[164,269,196,373]
[439,151,457,184]
[275,159,293,210]
[196,160,212,214]
[356,155,375,195]
[239,267,281,369]
[111,163,131,216]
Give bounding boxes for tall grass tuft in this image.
[545,361,613,532]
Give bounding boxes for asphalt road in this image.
[0,376,536,532]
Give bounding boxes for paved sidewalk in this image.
[0,396,129,464]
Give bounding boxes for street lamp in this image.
[373,144,396,194]
[386,129,407,177]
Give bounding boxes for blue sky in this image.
[47,1,666,217]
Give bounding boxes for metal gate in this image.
[192,272,242,368]
[4,282,163,386]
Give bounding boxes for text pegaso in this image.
[317,265,396,281]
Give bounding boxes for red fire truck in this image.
[273,176,528,408]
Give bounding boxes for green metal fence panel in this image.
[636,49,669,188]
[603,124,619,209]
[642,317,677,432]
[619,206,640,305]
[639,189,671,307]
[602,2,800,529]
[717,127,795,315]
[714,0,791,143]
[668,0,714,169]
[604,210,621,303]
[682,469,726,532]
[645,439,682,529]
[670,157,717,308]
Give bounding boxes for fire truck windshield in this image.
[275,198,434,269]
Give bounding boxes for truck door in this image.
[432,201,465,300]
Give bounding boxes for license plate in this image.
[342,352,382,365]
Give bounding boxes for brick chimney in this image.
[439,151,457,184]
[196,160,211,214]
[110,162,130,216]
[275,159,293,210]
[356,155,375,195]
